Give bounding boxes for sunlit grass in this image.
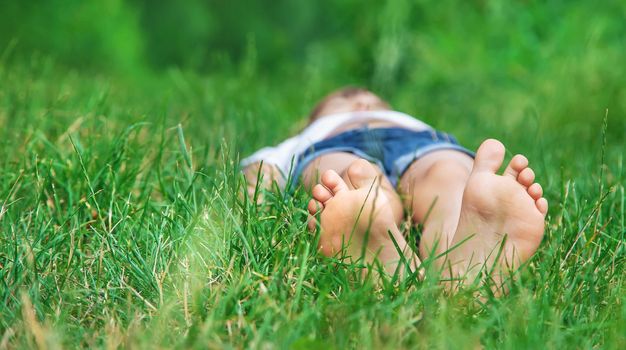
[1,1,625,345]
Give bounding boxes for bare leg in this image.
[398,150,473,259]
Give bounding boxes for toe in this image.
[503,154,528,179]
[527,183,543,200]
[472,139,506,173]
[517,168,535,188]
[346,159,380,189]
[312,184,333,203]
[536,197,548,216]
[307,216,319,232]
[321,170,349,194]
[308,199,323,215]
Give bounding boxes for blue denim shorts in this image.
[289,127,474,190]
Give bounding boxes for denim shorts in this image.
[289,127,474,190]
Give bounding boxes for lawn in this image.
[0,1,625,348]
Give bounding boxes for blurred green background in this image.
[2,0,626,142]
[1,1,625,347]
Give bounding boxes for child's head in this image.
[308,87,391,123]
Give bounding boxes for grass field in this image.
[1,1,625,349]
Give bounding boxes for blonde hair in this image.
[308,87,390,123]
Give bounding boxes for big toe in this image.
[321,170,349,195]
[345,159,380,189]
[472,139,506,173]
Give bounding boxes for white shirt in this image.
[241,110,432,177]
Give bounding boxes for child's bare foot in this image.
[447,139,548,288]
[307,160,419,275]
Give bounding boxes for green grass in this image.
[1,1,626,348]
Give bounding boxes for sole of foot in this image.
[448,139,548,289]
[307,160,414,274]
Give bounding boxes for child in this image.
[242,87,547,290]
